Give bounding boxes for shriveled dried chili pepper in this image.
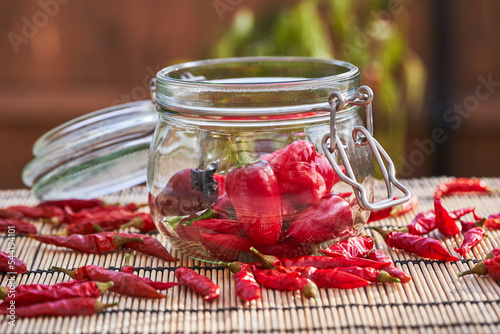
[0,219,37,234]
[175,267,220,302]
[367,249,412,284]
[249,247,281,269]
[30,232,143,254]
[234,265,261,302]
[281,255,390,269]
[65,211,153,235]
[120,255,180,290]
[454,219,486,257]
[368,195,419,223]
[485,247,500,260]
[156,162,219,217]
[64,203,144,223]
[0,209,23,220]
[0,251,27,274]
[226,143,282,245]
[319,236,374,258]
[372,227,459,261]
[40,198,104,212]
[338,266,400,283]
[287,266,370,289]
[121,215,157,233]
[284,194,354,245]
[253,268,317,299]
[435,178,491,198]
[114,232,178,262]
[434,197,460,236]
[53,265,166,299]
[484,216,500,229]
[458,255,500,281]
[0,280,113,307]
[5,205,65,226]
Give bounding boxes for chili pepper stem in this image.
[0,286,7,299]
[377,270,401,283]
[301,282,319,303]
[393,227,409,233]
[124,254,131,267]
[120,217,145,230]
[233,138,260,168]
[371,227,389,240]
[93,225,105,233]
[113,235,143,248]
[51,266,78,279]
[95,301,120,313]
[475,218,487,228]
[96,281,115,295]
[250,247,278,269]
[181,208,217,226]
[457,262,487,277]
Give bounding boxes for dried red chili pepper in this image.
[484,216,500,229]
[226,144,282,245]
[454,219,486,257]
[0,280,113,307]
[65,203,144,223]
[435,178,491,198]
[367,249,412,284]
[0,297,118,317]
[284,194,354,245]
[115,232,178,262]
[120,255,180,290]
[0,251,27,274]
[319,236,374,258]
[30,232,143,254]
[329,266,400,283]
[288,266,371,289]
[485,247,500,260]
[0,219,37,234]
[175,267,220,302]
[450,207,482,221]
[234,267,261,302]
[120,213,157,232]
[253,268,318,299]
[65,211,153,235]
[458,255,500,281]
[249,247,281,269]
[40,198,104,212]
[368,195,419,223]
[281,255,390,269]
[53,265,166,299]
[0,209,23,220]
[5,205,65,226]
[155,162,219,217]
[434,197,460,236]
[372,227,459,261]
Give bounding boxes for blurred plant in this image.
[212,0,426,176]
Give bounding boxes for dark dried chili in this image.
[0,219,37,234]
[175,267,220,302]
[0,251,27,274]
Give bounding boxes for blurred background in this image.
[1,0,499,189]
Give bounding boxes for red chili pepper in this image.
[30,232,143,254]
[281,255,390,269]
[284,194,354,245]
[0,297,118,317]
[372,227,459,261]
[367,195,419,223]
[200,233,253,253]
[249,241,312,259]
[450,207,482,221]
[294,266,371,289]
[0,251,27,274]
[0,209,23,220]
[65,204,144,223]
[460,218,486,233]
[0,280,113,307]
[155,162,219,217]
[235,268,262,302]
[253,268,316,296]
[334,266,400,283]
[53,265,166,299]
[0,219,37,234]
[115,233,179,262]
[319,236,374,258]
[434,197,461,236]
[226,145,282,246]
[174,267,220,302]
[214,174,226,197]
[188,218,241,235]
[5,205,65,226]
[40,198,104,212]
[65,211,153,235]
[458,255,500,281]
[120,255,180,290]
[367,249,412,284]
[120,213,157,232]
[435,178,491,198]
[249,247,281,269]
[454,221,486,257]
[484,217,500,229]
[485,247,500,259]
[211,193,236,220]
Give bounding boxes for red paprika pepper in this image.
[367,249,412,284]
[454,220,486,257]
[175,267,220,302]
[0,297,118,317]
[200,233,253,253]
[435,178,491,198]
[319,236,374,258]
[284,194,354,245]
[458,255,500,281]
[0,219,37,234]
[372,227,459,261]
[226,145,282,246]
[434,197,461,236]
[281,255,390,269]
[249,241,312,259]
[0,251,27,274]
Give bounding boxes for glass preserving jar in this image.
[148,57,409,262]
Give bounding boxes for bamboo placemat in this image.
[1,177,500,334]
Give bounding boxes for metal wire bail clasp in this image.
[321,86,411,211]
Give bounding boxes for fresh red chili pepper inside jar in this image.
[30,232,143,254]
[367,249,412,284]
[284,194,354,245]
[434,197,461,236]
[199,232,253,262]
[319,236,374,258]
[155,162,220,217]
[0,297,118,317]
[454,219,486,257]
[52,265,166,299]
[458,255,500,281]
[0,219,37,235]
[0,251,27,274]
[435,178,491,198]
[175,267,220,302]
[372,227,459,261]
[0,280,113,307]
[226,142,282,246]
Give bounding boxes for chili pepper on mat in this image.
[226,142,282,245]
[454,219,486,257]
[30,232,143,254]
[485,247,500,259]
[458,256,500,281]
[40,198,104,212]
[252,268,318,299]
[120,213,157,232]
[249,247,281,269]
[367,249,412,284]
[120,255,180,290]
[65,211,153,235]
[4,205,65,226]
[53,265,166,299]
[372,227,459,261]
[0,209,23,220]
[0,297,118,317]
[434,197,461,236]
[301,267,371,289]
[114,232,179,262]
[0,251,27,274]
[175,267,220,302]
[281,255,390,269]
[484,216,500,229]
[435,178,491,198]
[336,266,400,283]
[0,280,113,307]
[319,236,374,258]
[0,219,37,234]
[234,264,261,302]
